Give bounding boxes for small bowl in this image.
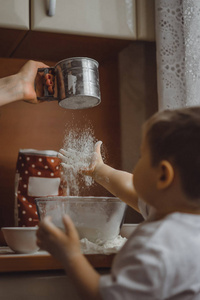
[120,224,139,238]
[1,227,39,254]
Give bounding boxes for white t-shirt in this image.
[99,212,200,300]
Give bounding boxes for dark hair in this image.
[144,107,200,200]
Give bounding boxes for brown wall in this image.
[0,57,121,244]
[0,39,158,244]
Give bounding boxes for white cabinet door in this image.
[0,0,29,30]
[31,0,137,40]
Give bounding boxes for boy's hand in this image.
[36,215,81,264]
[81,141,104,177]
[58,141,104,178]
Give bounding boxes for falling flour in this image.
[61,126,98,195]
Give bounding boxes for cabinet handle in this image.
[48,0,56,16]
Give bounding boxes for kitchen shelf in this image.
[0,247,114,273]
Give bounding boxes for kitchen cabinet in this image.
[30,0,155,41]
[0,249,112,300]
[12,0,137,62]
[31,0,137,40]
[0,0,155,61]
[0,0,29,30]
[0,244,115,299]
[0,271,82,300]
[11,0,155,62]
[0,0,29,57]
[0,0,155,42]
[0,269,111,300]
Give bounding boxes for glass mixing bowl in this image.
[35,196,127,242]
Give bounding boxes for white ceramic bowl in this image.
[120,224,139,238]
[1,227,39,254]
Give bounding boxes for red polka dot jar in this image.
[15,149,64,227]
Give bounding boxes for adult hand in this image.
[0,60,55,107]
[18,60,53,104]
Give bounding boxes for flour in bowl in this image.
[80,235,127,255]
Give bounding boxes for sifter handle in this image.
[37,67,57,101]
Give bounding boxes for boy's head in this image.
[144,107,200,201]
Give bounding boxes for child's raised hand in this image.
[58,141,104,178]
[81,141,103,177]
[36,215,81,265]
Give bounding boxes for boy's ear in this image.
[157,160,174,190]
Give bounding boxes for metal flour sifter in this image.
[36,57,101,109]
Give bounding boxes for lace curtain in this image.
[155,0,200,110]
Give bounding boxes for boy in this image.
[37,107,200,299]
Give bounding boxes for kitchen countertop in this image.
[0,247,115,273]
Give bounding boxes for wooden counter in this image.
[0,247,114,273]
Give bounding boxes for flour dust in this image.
[61,124,98,196]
